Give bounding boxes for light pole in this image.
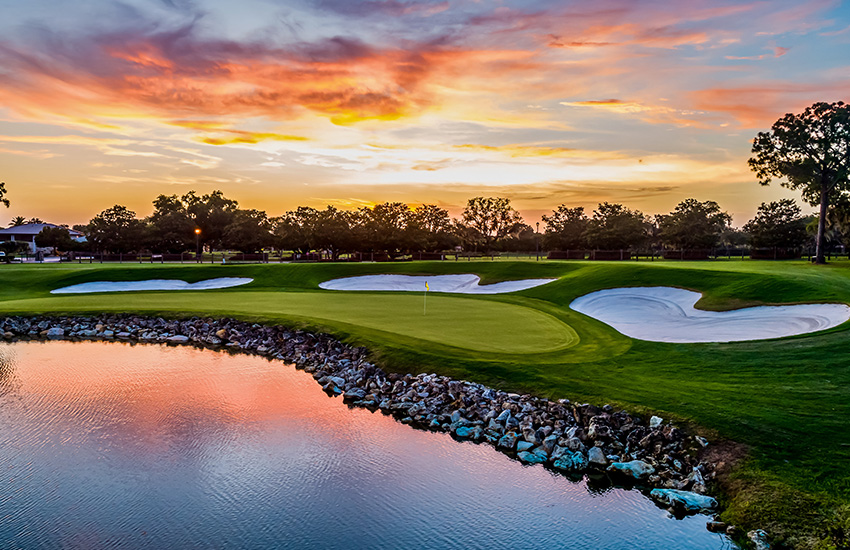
[535,221,540,261]
[195,228,201,262]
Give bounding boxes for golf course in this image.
[3,258,850,548]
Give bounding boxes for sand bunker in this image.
[570,286,850,343]
[319,274,556,294]
[51,278,253,294]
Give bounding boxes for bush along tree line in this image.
[17,188,827,261]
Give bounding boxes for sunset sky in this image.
[1,0,849,226]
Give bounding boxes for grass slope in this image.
[2,259,850,548]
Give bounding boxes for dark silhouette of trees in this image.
[750,101,850,264]
[222,209,273,252]
[361,202,412,254]
[744,199,809,250]
[657,198,731,249]
[35,226,76,253]
[462,197,523,252]
[0,182,8,208]
[87,205,145,253]
[274,206,319,254]
[584,202,649,250]
[409,204,456,251]
[542,205,588,250]
[146,195,195,253]
[182,190,238,251]
[8,216,26,227]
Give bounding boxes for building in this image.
[0,223,86,253]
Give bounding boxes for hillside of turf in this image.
[1,259,849,548]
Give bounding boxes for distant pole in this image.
[536,222,540,261]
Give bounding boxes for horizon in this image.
[2,0,849,226]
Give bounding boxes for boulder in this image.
[516,441,534,453]
[649,415,663,428]
[517,451,547,465]
[167,335,189,343]
[587,446,608,467]
[748,529,771,550]
[607,460,655,480]
[45,327,64,338]
[649,489,717,513]
[497,432,518,451]
[552,450,588,472]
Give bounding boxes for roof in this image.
[0,223,70,236]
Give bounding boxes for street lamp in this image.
[535,221,540,261]
[195,228,201,262]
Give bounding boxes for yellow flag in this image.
[425,281,429,291]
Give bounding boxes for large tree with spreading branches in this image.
[749,101,850,264]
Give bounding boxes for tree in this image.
[542,205,588,250]
[744,199,809,250]
[87,205,145,253]
[657,198,731,249]
[35,226,76,253]
[409,204,456,251]
[8,216,26,227]
[749,101,850,264]
[274,207,319,253]
[147,194,195,252]
[0,182,8,208]
[222,209,273,252]
[26,217,44,225]
[182,190,239,251]
[461,197,524,252]
[360,202,413,254]
[584,202,649,250]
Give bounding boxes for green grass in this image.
[3,259,850,548]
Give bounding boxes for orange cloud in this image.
[689,81,850,127]
[198,131,309,146]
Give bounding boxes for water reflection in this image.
[0,341,735,549]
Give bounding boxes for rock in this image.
[497,432,518,451]
[607,460,655,480]
[542,434,558,455]
[516,441,534,453]
[747,529,771,550]
[215,328,228,339]
[649,415,663,428]
[695,435,709,447]
[517,451,547,465]
[649,489,717,513]
[454,426,475,439]
[496,409,511,423]
[343,388,366,402]
[45,327,64,338]
[167,335,189,343]
[587,446,608,467]
[553,450,588,472]
[706,521,727,533]
[329,376,346,388]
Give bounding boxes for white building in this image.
[0,223,86,253]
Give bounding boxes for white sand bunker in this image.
[319,274,556,294]
[51,278,253,294]
[570,286,850,343]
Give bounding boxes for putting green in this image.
[1,291,578,354]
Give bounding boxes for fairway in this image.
[1,291,578,354]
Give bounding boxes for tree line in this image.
[22,191,821,257]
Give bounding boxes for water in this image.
[0,341,735,549]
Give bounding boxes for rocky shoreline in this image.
[0,314,755,543]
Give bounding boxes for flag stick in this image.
[424,282,428,316]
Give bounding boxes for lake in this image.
[0,341,735,549]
